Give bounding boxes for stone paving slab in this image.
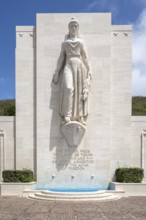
[0,196,146,220]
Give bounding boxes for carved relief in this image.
[113,32,118,36]
[18,33,34,38]
[19,33,23,37]
[113,32,130,37]
[29,33,33,37]
[53,17,92,126]
[61,122,86,147]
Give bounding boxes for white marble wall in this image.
[36,13,112,190]
[131,116,146,180]
[0,117,15,181]
[110,25,132,180]
[15,27,36,173]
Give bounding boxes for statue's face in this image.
[69,22,79,37]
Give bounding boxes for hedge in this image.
[2,169,34,182]
[115,167,144,183]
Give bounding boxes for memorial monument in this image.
[15,13,132,191]
[0,13,146,196]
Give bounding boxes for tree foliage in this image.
[132,96,146,116]
[0,100,15,116]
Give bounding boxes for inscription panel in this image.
[53,150,94,170]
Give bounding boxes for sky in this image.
[0,0,146,100]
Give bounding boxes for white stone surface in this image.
[53,17,92,124]
[0,117,15,181]
[15,26,36,174]
[110,182,146,196]
[36,13,112,190]
[0,182,36,195]
[131,116,146,180]
[110,25,132,181]
[61,122,86,147]
[28,190,122,201]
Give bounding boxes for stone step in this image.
[28,194,121,202]
[28,191,121,202]
[34,192,112,199]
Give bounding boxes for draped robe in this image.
[56,37,90,120]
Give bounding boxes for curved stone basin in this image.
[28,190,122,202]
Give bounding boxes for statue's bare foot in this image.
[64,117,70,123]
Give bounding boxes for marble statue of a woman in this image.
[53,17,92,125]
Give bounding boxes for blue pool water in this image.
[36,188,107,192]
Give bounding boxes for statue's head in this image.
[68,17,79,37]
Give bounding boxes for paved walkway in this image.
[0,196,146,219]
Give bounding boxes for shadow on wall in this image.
[49,76,77,171]
[111,173,116,182]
